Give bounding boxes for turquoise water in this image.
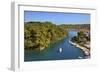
[24,30,86,62]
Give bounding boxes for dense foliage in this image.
[71,31,90,46]
[24,22,67,51]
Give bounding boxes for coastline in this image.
[69,40,90,57]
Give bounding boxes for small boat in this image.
[78,56,82,59]
[59,48,62,53]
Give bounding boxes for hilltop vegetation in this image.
[59,24,90,31]
[24,22,67,51]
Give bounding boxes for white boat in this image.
[78,56,82,59]
[59,48,62,53]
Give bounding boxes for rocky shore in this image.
[69,40,90,56]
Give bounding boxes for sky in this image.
[24,11,90,25]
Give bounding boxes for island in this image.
[69,29,90,57]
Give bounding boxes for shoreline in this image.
[69,40,90,56]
